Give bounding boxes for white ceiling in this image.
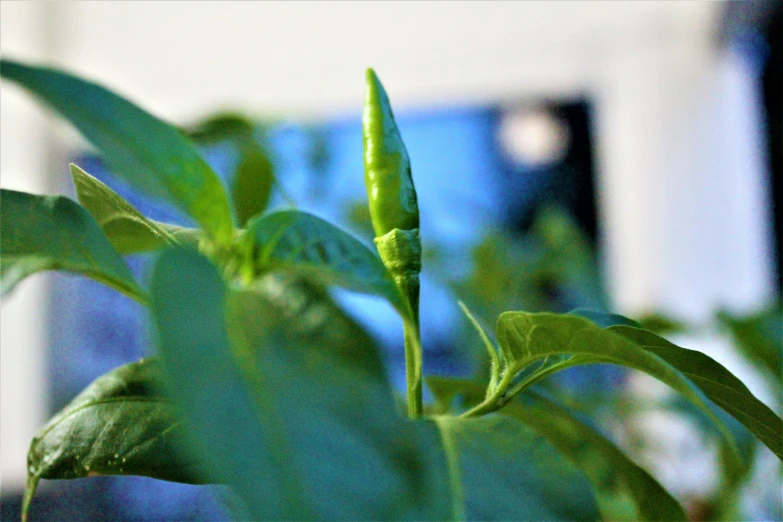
[2,2,721,120]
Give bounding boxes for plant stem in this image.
[374,228,423,419]
[459,366,517,418]
[404,319,423,418]
[401,276,423,419]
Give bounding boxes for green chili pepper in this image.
[362,68,423,418]
[362,68,419,237]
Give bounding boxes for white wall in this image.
[1,1,775,492]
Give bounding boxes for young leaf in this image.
[458,301,500,392]
[428,377,685,521]
[497,312,783,461]
[149,249,449,519]
[232,141,275,227]
[0,59,234,246]
[70,164,177,254]
[429,414,599,521]
[240,209,409,317]
[22,358,204,522]
[0,189,145,303]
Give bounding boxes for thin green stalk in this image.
[404,319,423,418]
[400,270,422,418]
[459,367,517,418]
[374,228,423,419]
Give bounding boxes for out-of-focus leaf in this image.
[0,189,144,302]
[70,164,177,254]
[506,392,685,521]
[240,209,409,318]
[428,377,684,521]
[0,59,233,246]
[636,312,688,334]
[22,358,203,522]
[427,377,686,520]
[149,249,449,519]
[232,142,274,226]
[183,112,256,144]
[250,272,387,380]
[568,309,640,328]
[497,312,783,460]
[430,414,599,521]
[613,325,783,460]
[183,112,276,226]
[718,304,782,382]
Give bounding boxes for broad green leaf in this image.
[0,189,144,302]
[427,377,685,521]
[497,312,783,461]
[149,249,449,519]
[430,414,599,521]
[70,164,177,254]
[570,310,781,461]
[232,141,274,226]
[611,325,783,460]
[240,209,409,317]
[22,358,203,522]
[0,59,233,246]
[507,392,685,521]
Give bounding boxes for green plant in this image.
[1,58,781,521]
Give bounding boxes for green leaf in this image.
[0,189,145,302]
[717,304,782,381]
[232,141,274,226]
[497,312,783,461]
[568,308,640,328]
[240,209,409,317]
[183,112,257,144]
[507,392,685,521]
[70,164,177,254]
[429,414,599,521]
[611,325,783,460]
[428,377,684,521]
[22,358,203,522]
[149,249,449,519]
[0,59,233,246]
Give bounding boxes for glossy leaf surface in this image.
[1,59,233,246]
[0,189,144,302]
[150,249,448,519]
[240,209,409,317]
[23,358,202,522]
[498,312,783,460]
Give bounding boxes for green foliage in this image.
[70,164,180,254]
[427,377,685,521]
[22,358,203,521]
[239,210,410,318]
[1,59,234,247]
[2,58,780,521]
[0,188,145,302]
[718,303,782,384]
[183,111,276,227]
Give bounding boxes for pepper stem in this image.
[375,228,423,418]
